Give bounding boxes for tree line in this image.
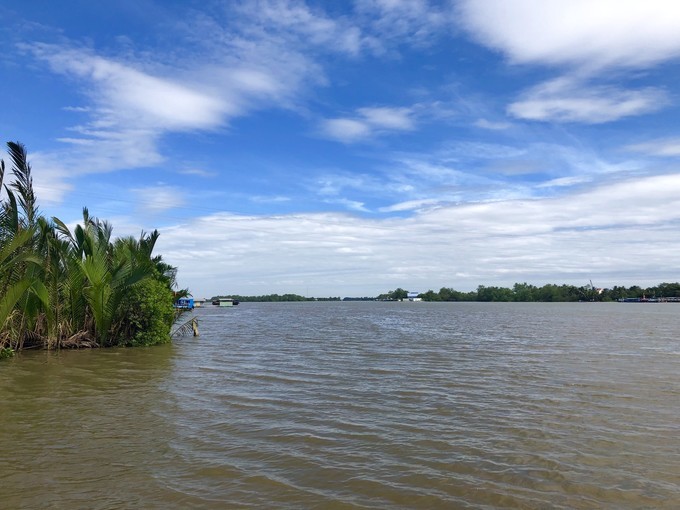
[378,283,680,302]
[212,294,341,302]
[1,142,187,357]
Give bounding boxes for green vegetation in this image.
[217,283,680,304]
[212,294,341,302]
[380,282,680,302]
[0,142,187,353]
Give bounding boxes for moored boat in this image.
[216,298,239,307]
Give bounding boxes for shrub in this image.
[116,277,176,347]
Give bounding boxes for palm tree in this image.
[0,142,46,349]
[1,141,185,351]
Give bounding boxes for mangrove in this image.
[0,141,189,354]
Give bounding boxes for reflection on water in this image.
[1,302,678,509]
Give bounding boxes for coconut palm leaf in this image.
[7,141,38,227]
[0,279,33,333]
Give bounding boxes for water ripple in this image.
[1,302,678,508]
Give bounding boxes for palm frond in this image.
[7,141,38,226]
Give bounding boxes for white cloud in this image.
[178,168,217,178]
[458,1,680,125]
[240,0,366,55]
[250,195,292,203]
[311,173,388,204]
[508,78,668,123]
[28,44,226,131]
[325,198,370,212]
[17,10,326,191]
[321,106,415,142]
[458,0,680,70]
[536,176,593,189]
[627,137,680,156]
[356,0,453,49]
[321,118,373,143]
[379,198,442,212]
[24,152,75,205]
[358,107,415,130]
[157,172,680,296]
[474,118,512,130]
[132,185,185,214]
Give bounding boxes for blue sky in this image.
[3,0,680,297]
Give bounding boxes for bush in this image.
[116,278,176,347]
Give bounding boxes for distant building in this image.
[174,297,194,310]
[407,291,422,302]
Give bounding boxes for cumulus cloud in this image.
[457,0,680,70]
[156,172,680,296]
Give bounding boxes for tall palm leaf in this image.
[7,141,38,228]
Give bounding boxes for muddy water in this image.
[1,302,678,508]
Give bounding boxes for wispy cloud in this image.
[324,197,370,212]
[321,118,373,143]
[321,106,415,142]
[15,10,328,198]
[356,0,454,50]
[379,198,443,213]
[25,43,227,130]
[474,118,512,130]
[458,0,680,125]
[627,137,680,157]
[250,195,292,204]
[178,168,217,178]
[132,185,185,214]
[237,0,367,55]
[507,78,668,123]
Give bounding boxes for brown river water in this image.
[1,302,678,509]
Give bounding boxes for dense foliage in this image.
[0,142,184,351]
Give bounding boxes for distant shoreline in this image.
[211,282,680,303]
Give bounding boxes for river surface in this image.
[1,302,678,509]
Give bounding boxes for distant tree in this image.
[513,282,536,301]
[421,290,441,301]
[389,288,408,300]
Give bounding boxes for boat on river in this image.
[214,298,239,307]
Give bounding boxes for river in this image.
[1,302,678,509]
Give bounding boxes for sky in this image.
[2,0,680,298]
